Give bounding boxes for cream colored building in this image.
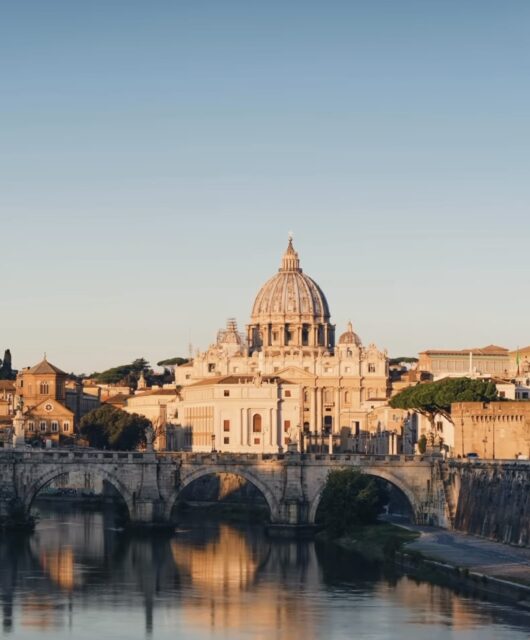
[418,345,510,379]
[170,239,390,452]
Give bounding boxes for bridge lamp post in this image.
[211,434,216,453]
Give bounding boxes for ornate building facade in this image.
[172,239,390,452]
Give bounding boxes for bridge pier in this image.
[128,453,172,529]
[267,453,316,538]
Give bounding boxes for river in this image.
[1,504,530,639]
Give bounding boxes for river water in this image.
[1,505,530,640]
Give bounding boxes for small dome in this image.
[338,321,361,346]
[250,238,330,322]
[217,319,244,346]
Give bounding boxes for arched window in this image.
[40,382,49,395]
[252,414,262,433]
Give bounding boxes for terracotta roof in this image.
[104,393,132,405]
[509,346,530,356]
[132,389,178,398]
[29,359,66,375]
[0,380,15,390]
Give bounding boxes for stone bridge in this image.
[0,449,451,531]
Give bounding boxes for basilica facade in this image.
[172,239,390,453]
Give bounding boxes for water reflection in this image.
[1,504,530,639]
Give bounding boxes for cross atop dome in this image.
[280,235,301,272]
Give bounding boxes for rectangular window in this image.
[208,363,215,372]
[51,421,59,432]
[223,390,230,397]
[284,420,291,432]
[223,420,230,432]
[28,421,35,432]
[39,421,47,432]
[285,390,291,397]
[63,421,70,432]
[223,437,230,445]
[368,363,376,373]
[254,438,260,445]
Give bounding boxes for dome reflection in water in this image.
[1,505,530,640]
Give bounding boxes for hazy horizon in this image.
[2,1,529,372]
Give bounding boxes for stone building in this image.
[124,388,179,449]
[452,401,530,459]
[170,239,390,452]
[510,345,530,378]
[418,345,510,379]
[15,357,99,440]
[0,380,15,418]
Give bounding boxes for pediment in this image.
[274,366,316,382]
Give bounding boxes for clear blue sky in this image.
[1,1,529,373]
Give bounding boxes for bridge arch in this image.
[25,465,135,519]
[308,468,420,525]
[164,465,281,522]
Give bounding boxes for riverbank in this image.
[318,520,530,608]
[398,524,530,607]
[316,522,419,561]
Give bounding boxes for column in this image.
[316,388,322,433]
[244,409,249,446]
[334,387,340,434]
[310,387,317,431]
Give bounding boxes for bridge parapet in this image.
[0,448,446,533]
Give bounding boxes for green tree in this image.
[91,358,151,386]
[80,405,151,450]
[156,357,189,367]
[390,377,498,431]
[0,349,15,380]
[317,468,388,536]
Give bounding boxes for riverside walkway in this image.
[404,525,530,587]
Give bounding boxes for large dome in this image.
[251,239,330,322]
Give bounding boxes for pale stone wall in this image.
[452,402,530,459]
[176,379,300,453]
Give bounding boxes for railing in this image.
[0,449,432,465]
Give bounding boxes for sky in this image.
[1,1,529,374]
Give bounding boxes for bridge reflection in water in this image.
[1,506,530,639]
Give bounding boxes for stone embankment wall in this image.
[454,463,530,546]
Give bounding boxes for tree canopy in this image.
[317,468,388,536]
[389,357,419,366]
[0,349,16,380]
[90,357,175,387]
[80,405,151,450]
[390,377,498,426]
[156,357,189,367]
[90,358,150,385]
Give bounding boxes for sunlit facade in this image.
[171,239,390,452]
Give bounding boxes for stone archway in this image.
[24,465,135,519]
[308,468,420,525]
[164,465,280,522]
